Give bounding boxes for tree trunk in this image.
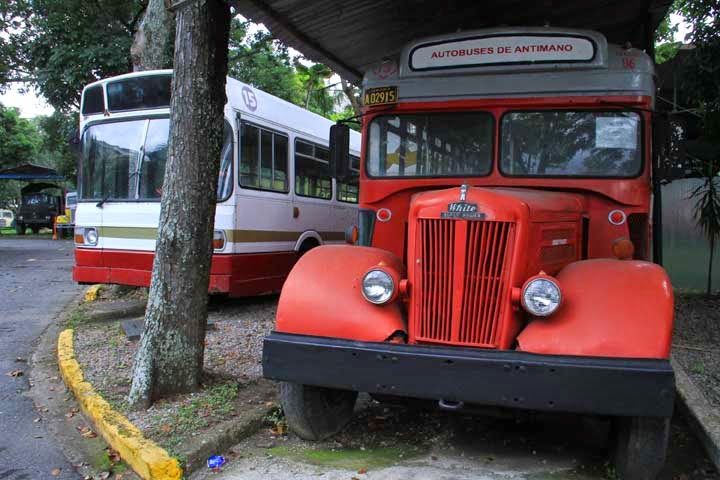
[341,78,361,117]
[131,0,176,71]
[128,0,231,409]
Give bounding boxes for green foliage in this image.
[689,154,720,295]
[655,41,682,64]
[19,0,145,111]
[673,0,720,111]
[0,103,41,169]
[228,19,304,106]
[654,8,682,63]
[227,19,345,118]
[35,111,79,183]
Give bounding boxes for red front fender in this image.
[517,259,674,359]
[276,245,406,342]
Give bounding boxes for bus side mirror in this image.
[329,123,350,180]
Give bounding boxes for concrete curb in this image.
[81,299,147,323]
[57,329,182,480]
[672,357,720,472]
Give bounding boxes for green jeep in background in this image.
[15,183,64,235]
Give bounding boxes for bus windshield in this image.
[500,111,642,177]
[80,119,233,201]
[367,112,494,177]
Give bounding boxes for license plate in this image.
[363,86,398,107]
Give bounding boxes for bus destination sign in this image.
[363,86,398,107]
[410,35,595,71]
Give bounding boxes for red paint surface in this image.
[516,259,674,358]
[73,248,297,297]
[276,245,406,341]
[266,94,673,360]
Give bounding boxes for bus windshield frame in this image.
[365,112,495,179]
[363,108,645,181]
[500,110,644,179]
[79,117,234,202]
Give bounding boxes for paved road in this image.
[0,237,81,480]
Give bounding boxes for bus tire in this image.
[279,381,357,441]
[612,415,670,480]
[31,226,40,234]
[15,223,25,235]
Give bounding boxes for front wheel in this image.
[279,382,357,441]
[15,223,25,235]
[612,416,670,480]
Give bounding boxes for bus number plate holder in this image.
[364,86,398,107]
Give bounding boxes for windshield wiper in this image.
[96,170,140,208]
[96,194,111,208]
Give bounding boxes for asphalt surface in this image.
[0,237,81,480]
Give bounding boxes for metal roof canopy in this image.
[232,0,672,83]
[0,164,64,181]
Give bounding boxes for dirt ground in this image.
[673,294,720,407]
[71,293,277,453]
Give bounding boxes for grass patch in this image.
[270,444,424,470]
[149,382,239,446]
[65,307,90,329]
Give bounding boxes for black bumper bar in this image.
[263,332,675,417]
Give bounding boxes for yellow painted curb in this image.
[58,329,182,480]
[84,284,102,302]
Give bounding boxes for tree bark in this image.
[341,78,361,117]
[131,0,176,71]
[128,0,231,409]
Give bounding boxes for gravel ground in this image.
[673,293,720,407]
[72,293,277,448]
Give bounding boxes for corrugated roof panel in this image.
[232,0,672,82]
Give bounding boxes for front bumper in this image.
[263,332,675,417]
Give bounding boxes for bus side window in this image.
[337,154,359,203]
[295,139,332,200]
[240,121,288,193]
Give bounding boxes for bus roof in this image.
[80,70,360,151]
[364,28,655,104]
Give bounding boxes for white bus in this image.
[73,70,360,296]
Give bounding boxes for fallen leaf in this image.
[6,370,24,377]
[357,467,368,474]
[15,357,27,363]
[51,468,61,476]
[115,474,123,480]
[78,426,90,433]
[65,412,75,419]
[99,471,111,480]
[264,401,274,407]
[431,455,438,461]
[82,430,98,438]
[107,448,121,463]
[160,424,171,433]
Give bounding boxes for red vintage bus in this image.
[263,27,674,479]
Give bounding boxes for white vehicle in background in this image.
[73,70,360,296]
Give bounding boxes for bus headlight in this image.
[361,269,395,304]
[84,227,99,246]
[521,276,561,317]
